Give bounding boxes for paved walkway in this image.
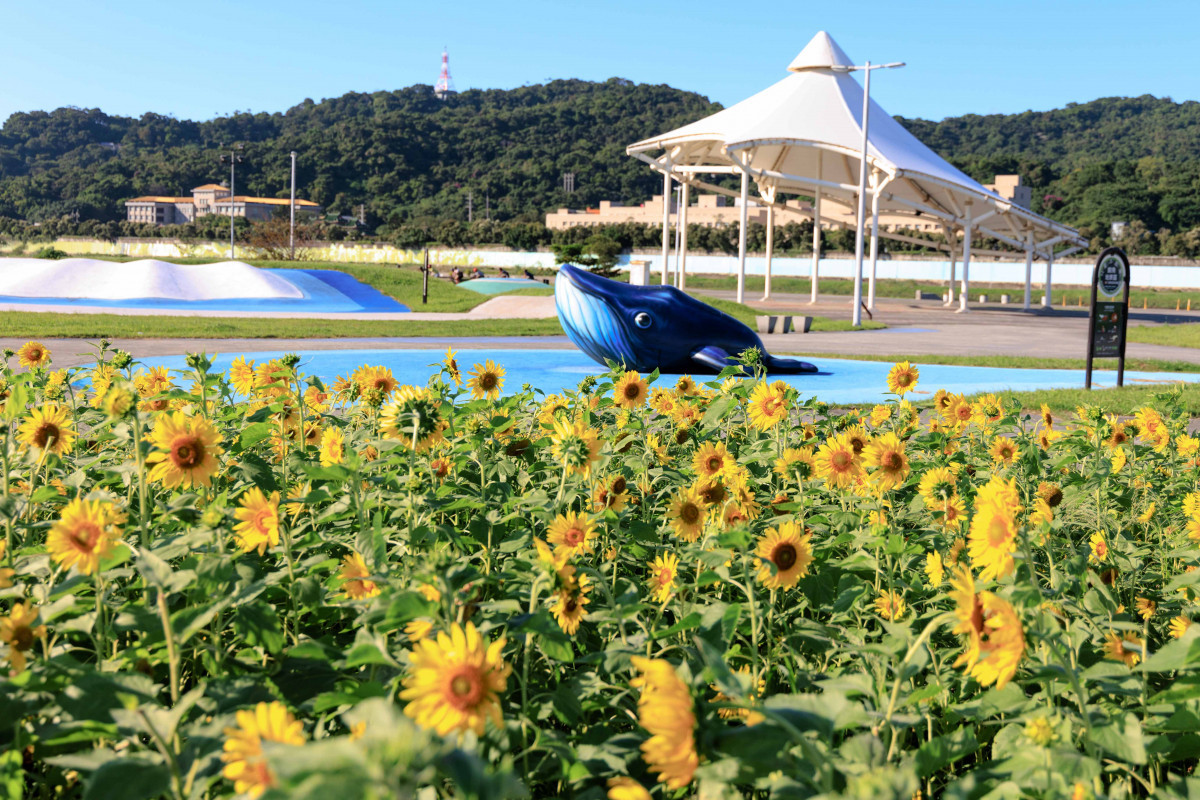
[5,290,1200,369]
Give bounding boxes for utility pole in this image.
[289,150,297,260]
[219,144,244,259]
[467,189,473,223]
[485,190,490,221]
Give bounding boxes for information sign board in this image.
[1085,248,1130,389]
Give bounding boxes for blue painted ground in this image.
[131,349,1200,405]
[0,269,408,313]
[457,278,550,295]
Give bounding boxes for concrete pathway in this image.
[5,289,1200,369]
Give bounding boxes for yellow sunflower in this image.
[607,777,653,800]
[380,386,444,452]
[925,551,945,586]
[1103,631,1143,668]
[319,427,345,466]
[863,432,909,490]
[1170,616,1192,639]
[592,474,629,513]
[550,575,591,635]
[550,417,602,478]
[466,360,506,401]
[613,371,649,410]
[16,341,51,369]
[647,552,679,603]
[228,356,257,396]
[351,364,398,404]
[668,487,707,543]
[814,433,863,489]
[691,441,732,481]
[444,347,462,386]
[46,498,124,576]
[949,565,1025,688]
[337,552,380,600]
[629,657,698,790]
[1088,531,1108,564]
[17,403,76,457]
[400,621,510,737]
[753,521,813,590]
[0,602,46,675]
[233,488,281,556]
[773,447,816,482]
[747,380,790,430]
[874,590,907,621]
[917,466,958,507]
[967,475,1021,581]
[990,437,1018,466]
[885,360,919,395]
[547,511,597,558]
[221,702,306,798]
[145,412,224,489]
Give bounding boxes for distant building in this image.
[983,175,1032,209]
[1111,221,1128,239]
[125,184,321,226]
[546,174,1034,235]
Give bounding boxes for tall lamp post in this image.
[220,144,244,259]
[289,151,297,260]
[836,60,903,327]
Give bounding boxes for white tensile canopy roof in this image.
[628,31,1086,315]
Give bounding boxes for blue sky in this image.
[3,0,1197,124]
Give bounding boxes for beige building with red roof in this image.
[125,184,321,225]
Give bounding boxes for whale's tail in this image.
[763,354,820,374]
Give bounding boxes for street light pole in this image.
[289,150,297,260]
[220,144,244,260]
[843,60,904,327]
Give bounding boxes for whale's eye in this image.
[633,312,653,329]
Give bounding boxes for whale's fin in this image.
[690,346,739,374]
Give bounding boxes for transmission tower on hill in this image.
[434,48,456,100]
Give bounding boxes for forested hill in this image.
[2,83,1200,247]
[0,80,719,228]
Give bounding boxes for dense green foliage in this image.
[2,84,1200,255]
[0,80,717,228]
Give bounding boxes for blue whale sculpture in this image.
[554,264,818,375]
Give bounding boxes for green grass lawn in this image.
[1127,324,1200,349]
[971,383,1200,416]
[0,312,565,339]
[683,273,1200,310]
[778,352,1200,373]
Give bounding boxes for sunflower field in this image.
[3,340,1200,800]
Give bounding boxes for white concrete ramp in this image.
[0,258,303,300]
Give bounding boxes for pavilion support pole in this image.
[736,169,749,305]
[763,204,774,301]
[943,225,956,306]
[1023,231,1034,310]
[673,184,683,286]
[867,179,881,311]
[850,62,872,328]
[678,182,689,290]
[957,205,973,313]
[1043,252,1054,307]
[660,169,672,285]
[810,184,822,304]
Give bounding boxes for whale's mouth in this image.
[554,267,637,368]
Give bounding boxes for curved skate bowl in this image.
[0,257,408,313]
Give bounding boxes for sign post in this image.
[1085,247,1130,389]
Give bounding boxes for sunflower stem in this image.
[156,589,181,704]
[130,409,150,545]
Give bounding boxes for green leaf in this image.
[915,727,980,778]
[83,753,170,800]
[1088,712,1147,765]
[1144,626,1200,672]
[233,601,285,654]
[237,422,273,451]
[653,612,702,640]
[0,744,22,800]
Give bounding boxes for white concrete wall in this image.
[620,254,1200,290]
[5,238,1198,289]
